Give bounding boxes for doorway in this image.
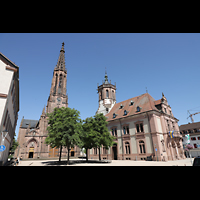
[28,147,34,158]
[71,147,75,157]
[29,152,34,158]
[112,144,117,160]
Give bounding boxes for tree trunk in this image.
[59,145,62,162]
[86,148,88,162]
[67,145,70,165]
[98,147,101,161]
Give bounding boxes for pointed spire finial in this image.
[104,68,109,84]
[162,92,164,97]
[60,42,65,53]
[55,43,66,70]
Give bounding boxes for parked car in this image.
[193,156,200,166]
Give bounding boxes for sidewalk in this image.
[17,158,194,166]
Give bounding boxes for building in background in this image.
[179,122,200,148]
[88,72,185,161]
[0,52,19,165]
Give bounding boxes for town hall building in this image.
[88,72,185,161]
[15,43,81,159]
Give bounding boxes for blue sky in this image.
[1,33,200,139]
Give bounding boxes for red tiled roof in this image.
[105,93,160,121]
[154,99,162,105]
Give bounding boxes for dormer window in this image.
[119,104,123,109]
[137,106,141,112]
[113,113,116,118]
[130,100,134,106]
[124,110,127,115]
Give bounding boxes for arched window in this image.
[106,90,109,98]
[59,75,62,88]
[54,73,58,94]
[125,142,130,154]
[139,140,146,154]
[112,90,115,99]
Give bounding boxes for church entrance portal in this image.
[29,152,34,158]
[71,148,75,157]
[28,147,34,158]
[112,144,117,160]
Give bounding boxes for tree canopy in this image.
[45,107,83,163]
[81,113,115,161]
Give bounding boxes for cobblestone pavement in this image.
[17,158,194,166]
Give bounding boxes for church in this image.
[15,43,81,159]
[88,72,185,161]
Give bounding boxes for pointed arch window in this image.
[54,73,58,94]
[59,74,62,88]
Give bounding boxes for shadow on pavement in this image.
[41,159,112,166]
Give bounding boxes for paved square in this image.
[17,158,194,166]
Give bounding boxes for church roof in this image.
[105,93,161,121]
[21,119,39,128]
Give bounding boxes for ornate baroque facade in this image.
[15,43,80,159]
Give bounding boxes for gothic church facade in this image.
[15,43,80,159]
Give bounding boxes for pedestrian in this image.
[15,157,19,166]
[20,156,22,164]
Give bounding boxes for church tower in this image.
[46,42,68,113]
[96,70,116,115]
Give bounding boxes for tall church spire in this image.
[47,43,68,113]
[56,42,66,71]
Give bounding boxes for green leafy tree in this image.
[45,107,83,164]
[9,133,19,159]
[81,117,99,161]
[93,113,115,161]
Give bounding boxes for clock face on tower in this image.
[57,97,61,103]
